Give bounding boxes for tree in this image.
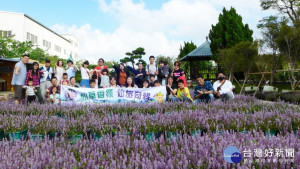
[277,22,300,90]
[209,7,253,57]
[177,41,197,78]
[260,0,300,25]
[217,41,258,82]
[0,37,33,58]
[120,47,146,68]
[258,16,283,85]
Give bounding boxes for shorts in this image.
[80,79,90,88]
[13,85,25,100]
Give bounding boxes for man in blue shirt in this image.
[11,54,29,105]
[193,75,215,103]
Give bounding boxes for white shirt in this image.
[100,75,110,87]
[24,86,35,96]
[80,67,91,80]
[213,80,234,96]
[55,66,64,82]
[40,66,53,82]
[146,64,157,75]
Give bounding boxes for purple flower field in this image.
[0,95,299,168]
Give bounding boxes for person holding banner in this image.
[111,62,130,87]
[69,77,79,88]
[79,60,91,88]
[109,76,119,88]
[90,80,97,89]
[45,77,61,101]
[126,62,146,88]
[125,76,138,88]
[142,79,150,88]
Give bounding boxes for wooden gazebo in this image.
[179,37,217,80]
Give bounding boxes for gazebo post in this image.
[189,59,192,80]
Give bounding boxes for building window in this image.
[55,45,61,53]
[43,39,51,49]
[74,42,78,48]
[26,32,38,44]
[0,30,12,38]
[64,49,66,54]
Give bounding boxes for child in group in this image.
[175,79,193,102]
[23,78,37,103]
[100,69,110,88]
[154,80,161,87]
[149,74,155,87]
[50,86,60,104]
[90,80,97,89]
[91,75,98,89]
[62,73,69,85]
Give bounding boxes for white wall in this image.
[0,11,24,42]
[0,11,79,60]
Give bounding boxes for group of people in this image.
[11,54,234,105]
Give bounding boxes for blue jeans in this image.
[171,96,192,102]
[193,94,215,103]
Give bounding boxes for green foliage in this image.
[177,41,197,77]
[216,41,258,78]
[209,7,253,57]
[260,0,300,25]
[121,47,147,68]
[0,37,33,58]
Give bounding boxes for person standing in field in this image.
[146,55,158,80]
[54,60,65,84]
[11,54,29,105]
[25,62,44,103]
[40,59,53,99]
[94,58,109,87]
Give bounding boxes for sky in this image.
[1,0,276,64]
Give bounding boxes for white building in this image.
[0,11,79,59]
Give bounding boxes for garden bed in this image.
[0,95,299,168]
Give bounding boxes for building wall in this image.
[0,11,79,59]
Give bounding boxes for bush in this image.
[255,91,300,103]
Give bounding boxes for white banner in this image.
[60,85,166,103]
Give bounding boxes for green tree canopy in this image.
[209,7,253,56]
[260,0,300,25]
[120,47,147,68]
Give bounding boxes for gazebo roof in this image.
[179,37,213,61]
